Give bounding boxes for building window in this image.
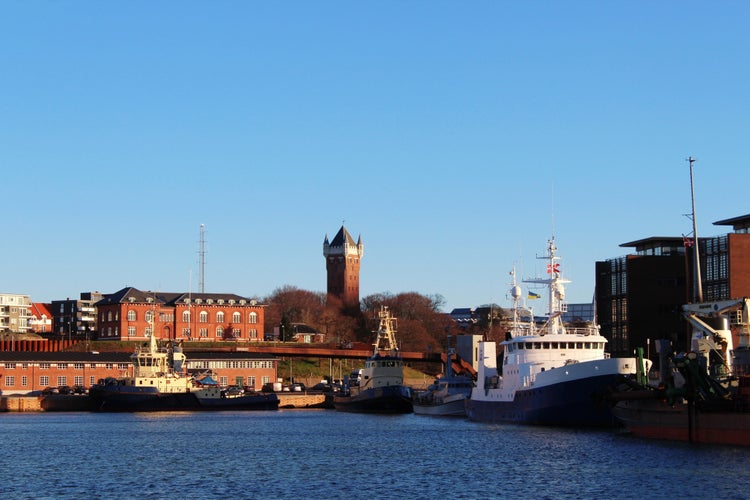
[128,326,136,337]
[247,376,255,389]
[182,328,191,338]
[57,376,67,386]
[74,376,84,386]
[40,363,50,370]
[4,363,15,369]
[249,312,258,324]
[183,311,190,322]
[199,328,208,338]
[21,376,28,387]
[217,312,225,323]
[127,310,136,321]
[107,311,113,322]
[233,328,241,339]
[145,311,154,322]
[74,363,84,370]
[232,312,241,323]
[89,376,96,386]
[40,376,49,387]
[249,329,257,340]
[5,376,14,387]
[262,376,270,385]
[118,363,128,370]
[199,311,208,323]
[58,363,68,369]
[216,327,224,338]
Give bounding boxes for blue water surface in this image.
[1,410,749,500]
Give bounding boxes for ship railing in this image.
[566,326,599,336]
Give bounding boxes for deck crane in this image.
[683,297,750,377]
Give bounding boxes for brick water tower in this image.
[323,225,364,311]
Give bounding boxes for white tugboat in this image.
[89,333,279,412]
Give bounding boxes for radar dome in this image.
[511,285,522,299]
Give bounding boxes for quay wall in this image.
[1,396,43,412]
[1,394,329,411]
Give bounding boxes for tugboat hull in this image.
[333,385,412,414]
[89,385,279,412]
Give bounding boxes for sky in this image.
[2,2,749,313]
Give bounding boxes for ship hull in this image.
[89,385,279,412]
[466,373,621,426]
[333,385,413,414]
[413,397,467,417]
[613,399,750,446]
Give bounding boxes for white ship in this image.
[466,237,649,426]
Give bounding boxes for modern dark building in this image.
[596,213,750,358]
[51,292,103,341]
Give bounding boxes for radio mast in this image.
[199,224,206,293]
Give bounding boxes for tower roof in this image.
[329,225,356,247]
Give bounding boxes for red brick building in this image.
[0,350,278,394]
[323,225,364,311]
[96,287,265,342]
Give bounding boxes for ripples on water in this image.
[1,410,750,500]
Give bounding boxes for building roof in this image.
[0,350,277,362]
[713,213,750,230]
[329,225,357,247]
[0,351,133,363]
[291,323,318,334]
[619,236,689,248]
[30,302,52,319]
[96,287,260,307]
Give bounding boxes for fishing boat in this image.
[465,237,648,426]
[413,343,474,417]
[333,306,413,414]
[88,334,279,412]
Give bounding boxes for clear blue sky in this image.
[2,2,748,313]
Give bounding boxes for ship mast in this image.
[524,238,569,335]
[688,157,703,302]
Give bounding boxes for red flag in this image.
[683,236,694,247]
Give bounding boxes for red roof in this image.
[30,302,52,319]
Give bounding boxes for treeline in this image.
[262,285,512,353]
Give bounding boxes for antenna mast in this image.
[199,224,206,294]
[688,157,703,302]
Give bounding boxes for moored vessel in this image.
[466,238,648,426]
[88,334,279,412]
[610,298,750,445]
[413,342,474,417]
[333,306,412,414]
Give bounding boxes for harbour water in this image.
[2,410,750,499]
